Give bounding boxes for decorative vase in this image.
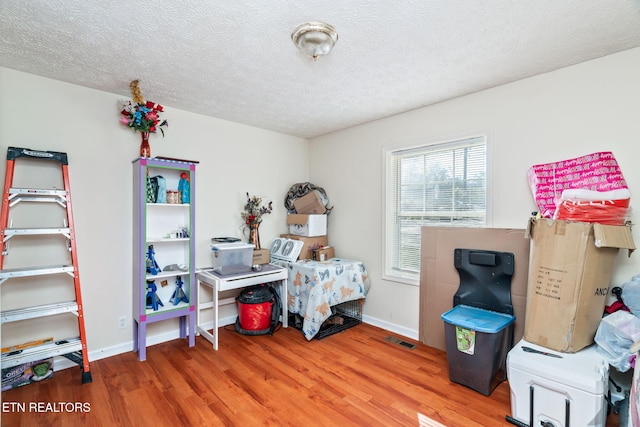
[249,222,261,250]
[140,132,151,158]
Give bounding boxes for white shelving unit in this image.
[132,157,197,361]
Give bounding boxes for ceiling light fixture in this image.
[291,22,338,61]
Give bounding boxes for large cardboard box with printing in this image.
[524,218,635,353]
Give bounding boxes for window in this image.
[384,135,487,283]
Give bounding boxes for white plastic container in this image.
[507,339,609,427]
[211,242,254,276]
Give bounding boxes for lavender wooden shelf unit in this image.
[132,157,197,361]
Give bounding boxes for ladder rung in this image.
[4,227,71,237]
[8,188,67,208]
[1,338,82,369]
[9,187,67,197]
[10,195,67,206]
[1,302,79,324]
[0,265,75,280]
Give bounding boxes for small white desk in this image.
[195,264,288,350]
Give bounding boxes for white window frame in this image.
[382,133,493,286]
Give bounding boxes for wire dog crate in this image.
[315,299,363,339]
[289,299,363,339]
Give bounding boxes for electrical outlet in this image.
[118,316,127,330]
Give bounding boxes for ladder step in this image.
[9,196,67,207]
[1,338,82,369]
[9,187,67,197]
[1,302,79,324]
[8,188,67,208]
[4,227,71,237]
[0,265,75,280]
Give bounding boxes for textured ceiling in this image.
[2,1,640,139]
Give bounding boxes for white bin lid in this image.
[211,242,254,252]
[508,339,608,394]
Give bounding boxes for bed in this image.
[273,258,371,340]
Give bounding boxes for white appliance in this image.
[269,237,303,263]
[507,339,609,427]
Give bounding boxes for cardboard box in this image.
[1,338,54,391]
[1,359,54,391]
[419,227,530,352]
[287,214,327,237]
[312,246,335,261]
[280,234,328,260]
[252,248,270,265]
[524,218,635,353]
[293,191,326,214]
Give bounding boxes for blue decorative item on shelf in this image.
[145,280,164,311]
[171,276,189,305]
[178,172,190,204]
[146,245,161,275]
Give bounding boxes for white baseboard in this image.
[53,315,418,372]
[362,315,419,341]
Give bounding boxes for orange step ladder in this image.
[0,147,91,384]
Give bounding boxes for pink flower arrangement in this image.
[119,80,168,136]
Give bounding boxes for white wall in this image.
[1,47,639,361]
[309,48,640,339]
[0,68,309,358]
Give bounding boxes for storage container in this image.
[166,190,181,204]
[211,242,254,276]
[507,339,608,427]
[236,285,275,333]
[524,218,635,353]
[441,304,515,395]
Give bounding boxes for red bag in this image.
[554,195,630,225]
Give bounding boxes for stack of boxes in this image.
[507,218,635,426]
[281,190,334,261]
[507,151,636,427]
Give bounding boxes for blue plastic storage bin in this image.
[441,304,515,395]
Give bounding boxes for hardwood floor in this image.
[1,323,620,426]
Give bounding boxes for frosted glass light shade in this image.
[291,22,338,60]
